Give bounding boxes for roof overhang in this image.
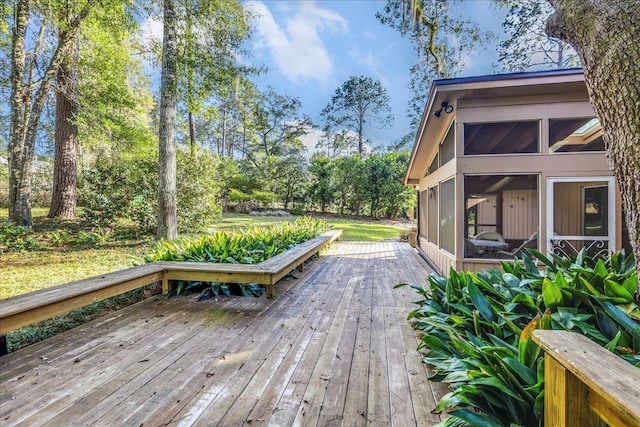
[404,69,587,185]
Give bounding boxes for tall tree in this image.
[8,0,93,226]
[157,0,178,240]
[496,0,579,72]
[321,76,393,156]
[153,0,251,239]
[48,5,80,219]
[377,0,489,135]
[545,0,640,298]
[240,87,310,167]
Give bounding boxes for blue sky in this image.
[243,0,507,151]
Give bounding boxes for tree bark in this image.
[157,0,178,240]
[546,0,640,299]
[49,27,79,220]
[8,0,93,226]
[8,0,31,226]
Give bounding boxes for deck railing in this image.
[532,330,640,427]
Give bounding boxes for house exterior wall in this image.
[410,76,621,276]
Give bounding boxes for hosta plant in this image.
[398,248,639,427]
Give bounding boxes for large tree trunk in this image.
[157,0,178,240]
[8,0,31,226]
[546,0,640,299]
[49,29,79,220]
[8,0,92,226]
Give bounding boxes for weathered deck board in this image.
[0,241,442,426]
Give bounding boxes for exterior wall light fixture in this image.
[434,101,454,118]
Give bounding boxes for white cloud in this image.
[245,1,347,86]
[348,47,391,89]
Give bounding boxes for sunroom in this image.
[405,69,631,274]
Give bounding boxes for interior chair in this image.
[496,232,538,259]
[473,231,505,242]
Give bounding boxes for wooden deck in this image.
[0,241,445,426]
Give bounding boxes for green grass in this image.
[1,211,412,299]
[212,213,411,242]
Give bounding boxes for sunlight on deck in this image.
[0,241,444,426]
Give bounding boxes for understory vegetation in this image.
[400,249,640,427]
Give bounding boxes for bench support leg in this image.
[162,273,170,294]
[0,335,7,356]
[266,284,275,299]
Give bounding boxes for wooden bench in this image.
[0,230,342,338]
[533,330,640,427]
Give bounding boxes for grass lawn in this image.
[212,212,412,242]
[1,210,413,299]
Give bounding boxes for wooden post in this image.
[533,330,640,427]
[266,284,275,299]
[162,272,170,294]
[544,354,606,427]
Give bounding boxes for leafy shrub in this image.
[80,149,222,233]
[0,220,42,252]
[400,248,640,427]
[46,228,111,248]
[142,217,328,298]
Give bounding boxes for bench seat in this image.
[0,230,342,334]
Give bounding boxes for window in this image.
[426,122,455,175]
[419,189,428,239]
[464,121,538,155]
[464,174,538,259]
[427,185,439,244]
[549,118,604,153]
[583,186,608,236]
[428,153,439,175]
[440,124,455,165]
[440,178,455,254]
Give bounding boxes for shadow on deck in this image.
[0,242,446,426]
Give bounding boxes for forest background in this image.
[0,0,577,237]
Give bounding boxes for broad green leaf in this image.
[622,275,638,296]
[467,281,497,322]
[604,279,634,303]
[502,357,536,384]
[542,278,563,310]
[449,409,505,427]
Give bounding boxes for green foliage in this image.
[143,216,326,264]
[0,220,42,252]
[80,149,222,233]
[46,228,111,249]
[321,75,393,154]
[307,154,335,213]
[176,151,223,231]
[494,0,580,72]
[143,217,327,297]
[401,248,640,426]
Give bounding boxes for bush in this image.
[0,220,42,252]
[400,248,640,427]
[79,149,222,234]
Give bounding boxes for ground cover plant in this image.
[399,248,640,427]
[142,217,328,297]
